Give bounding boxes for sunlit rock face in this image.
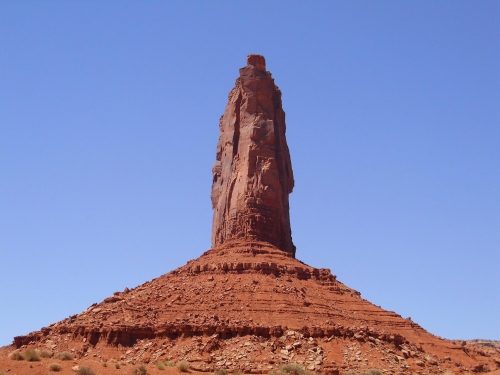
[211,54,296,257]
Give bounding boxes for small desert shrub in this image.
[279,364,305,375]
[234,371,244,375]
[39,350,53,358]
[9,350,25,361]
[115,363,121,369]
[57,351,73,360]
[49,363,62,372]
[177,361,190,372]
[76,367,97,375]
[164,361,176,367]
[157,362,166,370]
[133,365,148,375]
[103,361,108,367]
[215,369,228,375]
[349,371,382,375]
[25,349,41,362]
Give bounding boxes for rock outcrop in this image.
[4,55,499,375]
[211,54,295,257]
[10,242,500,374]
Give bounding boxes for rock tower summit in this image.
[211,54,296,257]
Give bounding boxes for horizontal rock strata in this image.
[6,56,499,375]
[11,241,498,374]
[211,54,295,256]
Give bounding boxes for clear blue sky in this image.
[1,1,499,346]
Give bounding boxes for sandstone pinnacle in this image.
[211,54,296,257]
[4,56,496,375]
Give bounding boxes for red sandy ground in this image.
[0,351,195,375]
[0,350,499,375]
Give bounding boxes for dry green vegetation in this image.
[279,363,306,375]
[57,351,73,361]
[39,350,53,358]
[157,362,166,370]
[177,360,190,372]
[25,349,41,362]
[48,362,62,372]
[343,370,383,375]
[9,350,24,361]
[270,363,309,375]
[9,349,54,362]
[215,369,228,375]
[76,367,96,375]
[133,364,148,375]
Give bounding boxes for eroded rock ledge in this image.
[15,321,409,348]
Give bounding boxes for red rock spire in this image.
[211,54,296,257]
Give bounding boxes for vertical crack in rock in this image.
[211,54,296,257]
[232,92,242,157]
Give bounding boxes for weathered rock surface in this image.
[8,241,500,374]
[3,56,499,375]
[211,54,295,257]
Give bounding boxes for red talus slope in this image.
[11,242,499,374]
[6,56,499,375]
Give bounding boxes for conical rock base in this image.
[7,243,500,374]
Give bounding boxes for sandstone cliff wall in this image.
[211,55,295,256]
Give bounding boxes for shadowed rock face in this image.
[211,54,296,257]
